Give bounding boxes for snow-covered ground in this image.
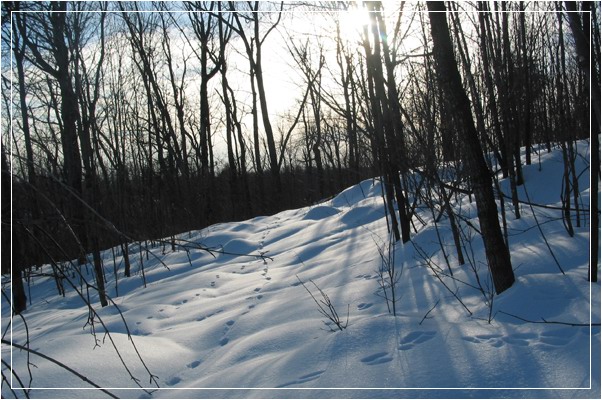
[2,142,600,399]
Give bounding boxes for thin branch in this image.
[497,311,600,327]
[419,299,440,325]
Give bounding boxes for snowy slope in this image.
[2,141,600,399]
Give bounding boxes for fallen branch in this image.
[497,310,600,327]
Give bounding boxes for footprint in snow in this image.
[187,360,201,369]
[538,328,576,346]
[399,331,437,350]
[254,288,261,292]
[357,302,373,310]
[461,333,504,348]
[226,320,235,326]
[360,352,393,365]
[276,370,325,388]
[501,332,538,347]
[219,337,229,346]
[166,376,181,386]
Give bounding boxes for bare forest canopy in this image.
[1,1,599,313]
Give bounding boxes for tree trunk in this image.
[427,1,514,294]
[2,149,27,314]
[565,1,600,282]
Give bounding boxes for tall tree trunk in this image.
[361,17,400,242]
[519,4,532,165]
[2,149,27,314]
[427,1,514,294]
[373,2,411,243]
[565,1,600,281]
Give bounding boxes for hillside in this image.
[1,141,600,399]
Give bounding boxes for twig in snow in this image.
[296,275,348,332]
[419,299,440,325]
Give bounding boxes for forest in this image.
[1,0,599,313]
[0,1,600,397]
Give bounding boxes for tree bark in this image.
[427,1,514,294]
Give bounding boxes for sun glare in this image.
[338,4,370,38]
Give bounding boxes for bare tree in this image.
[227,1,284,201]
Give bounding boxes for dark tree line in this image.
[1,1,598,313]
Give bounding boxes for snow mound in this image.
[340,204,384,226]
[302,205,340,221]
[222,238,258,256]
[330,178,382,208]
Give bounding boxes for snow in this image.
[2,141,600,399]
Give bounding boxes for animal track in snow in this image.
[399,331,437,350]
[166,376,181,386]
[461,333,504,348]
[501,332,538,347]
[219,337,229,346]
[187,360,201,369]
[357,302,373,310]
[461,330,568,349]
[360,352,393,365]
[539,328,576,346]
[276,370,325,388]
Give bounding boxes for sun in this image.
[338,3,371,39]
